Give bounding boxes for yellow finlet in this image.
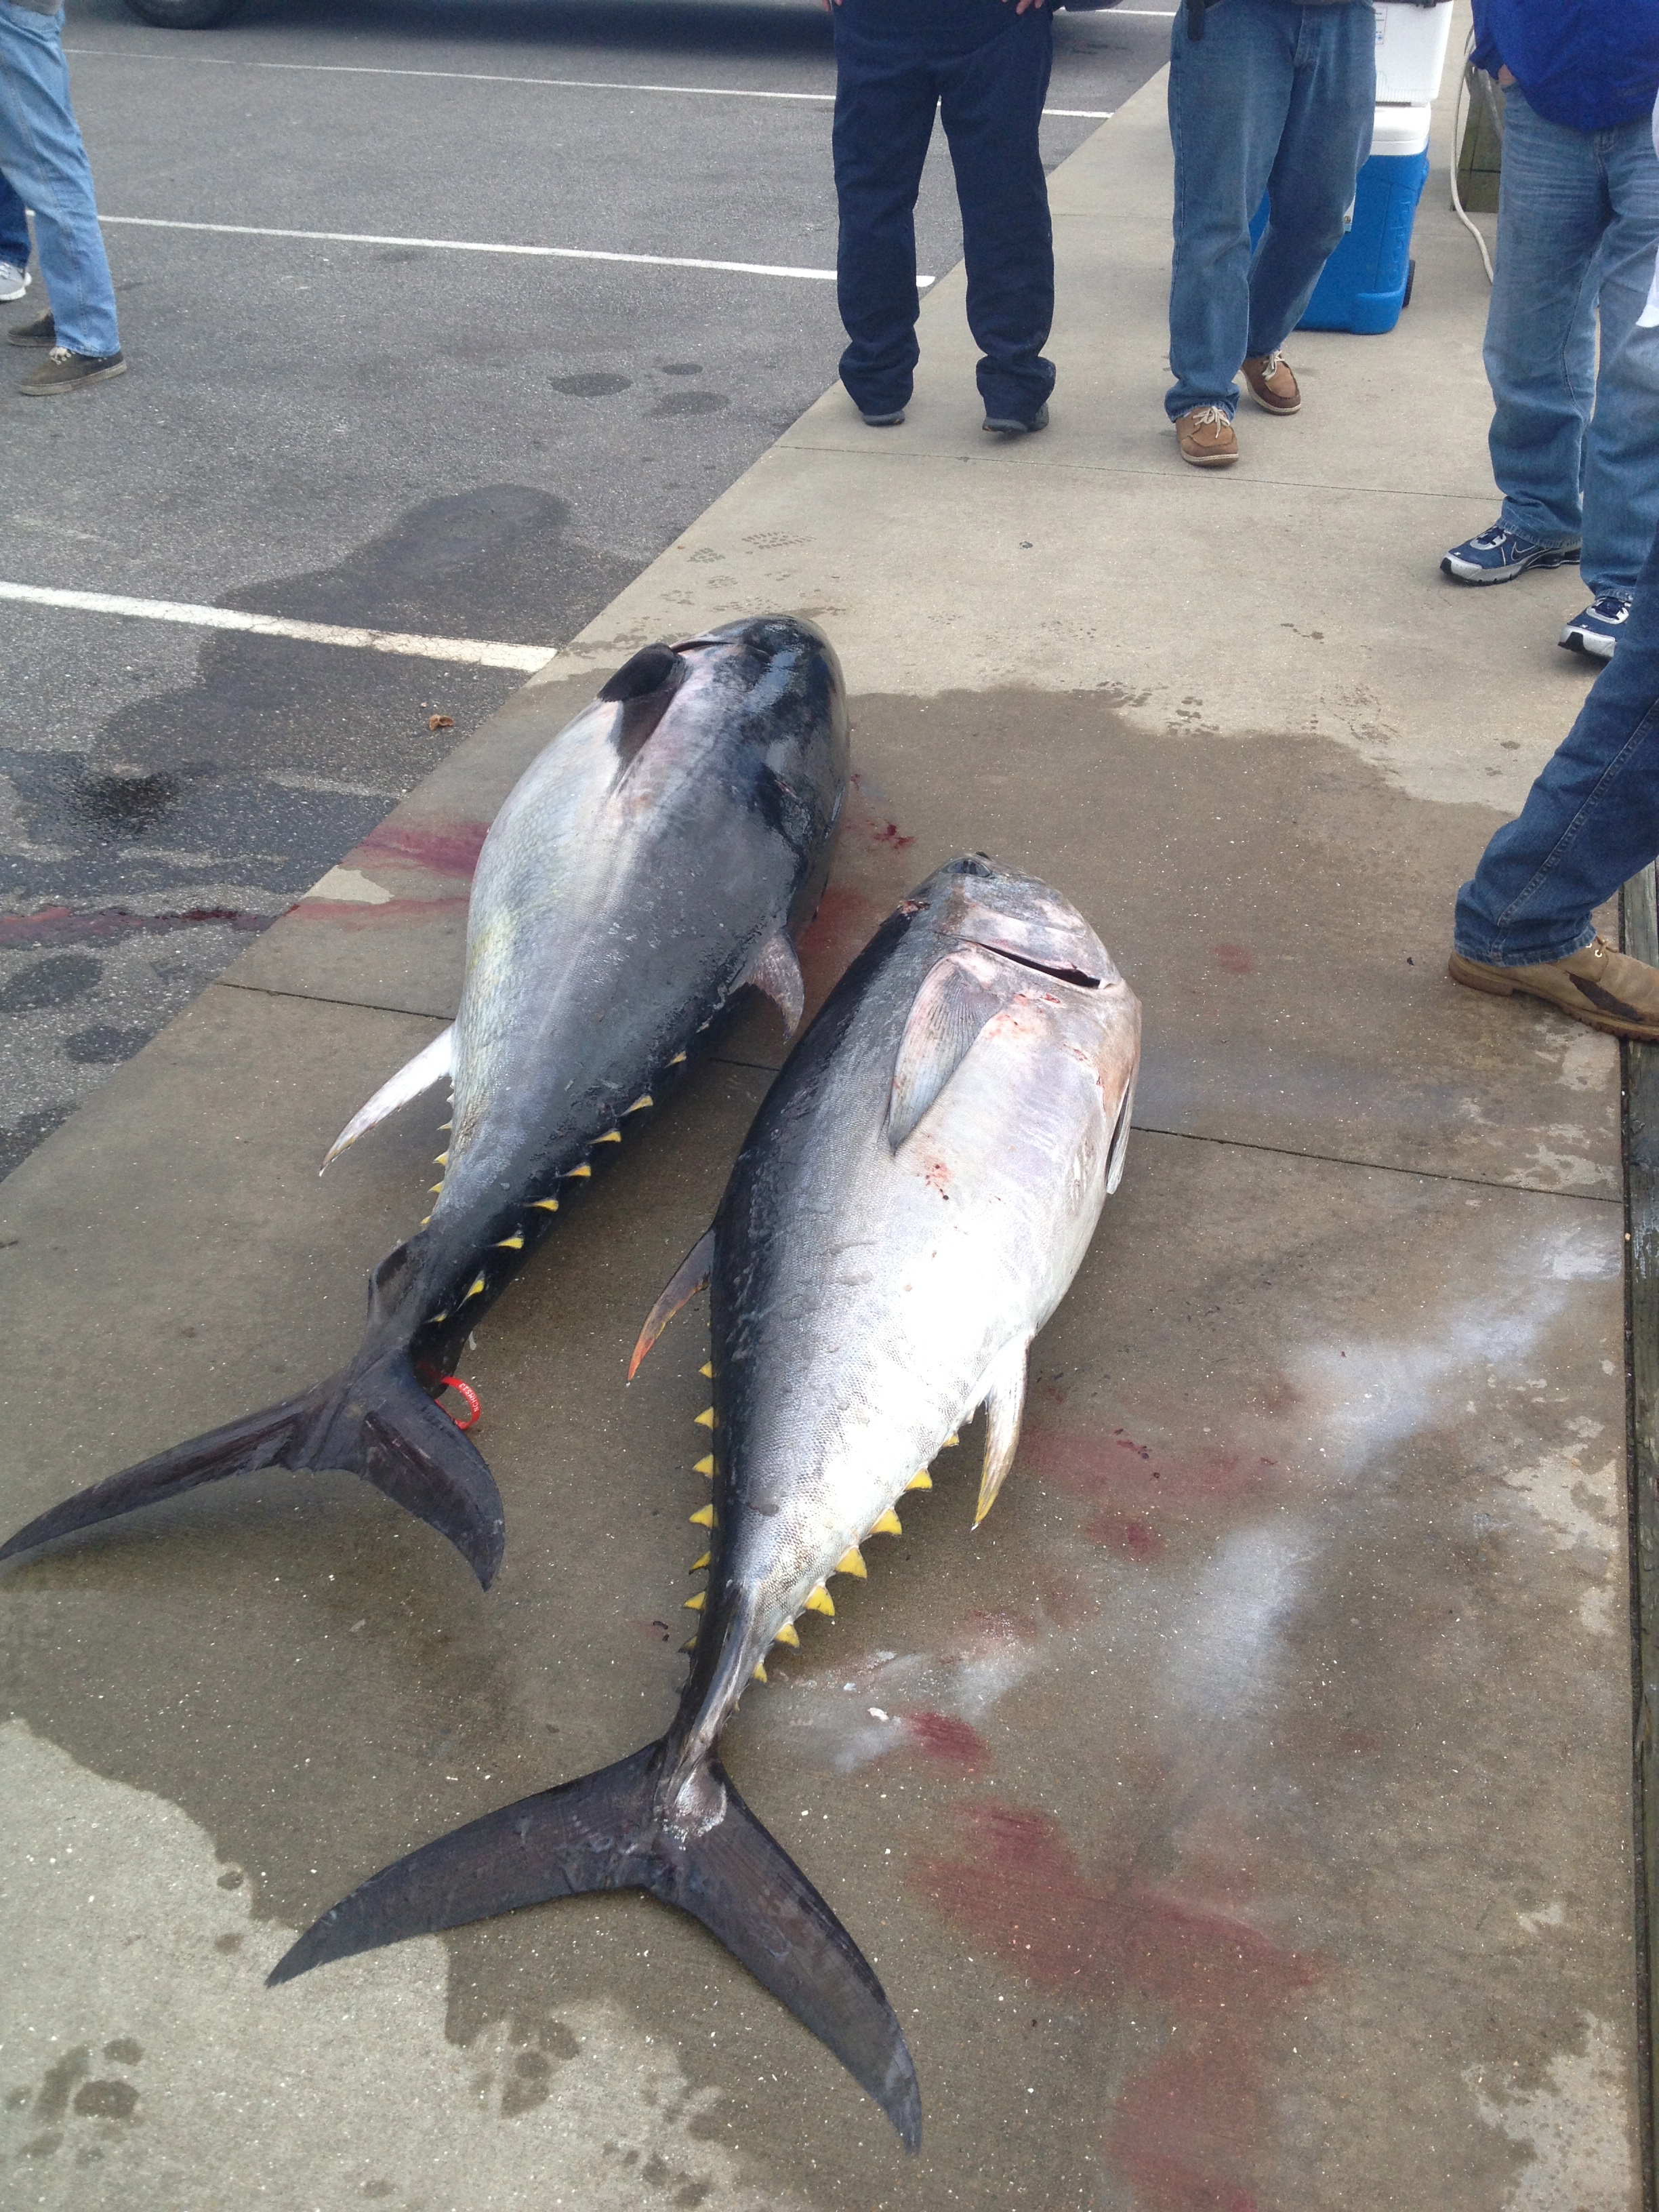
[700,1362,714,1380]
[669,1050,687,1065]
[695,1407,715,1429]
[689,1502,714,1528]
[438,1122,451,1132]
[906,1469,933,1490]
[496,1233,525,1250]
[597,1128,622,1144]
[870,1507,902,1538]
[684,1591,705,1612]
[419,1216,431,1229]
[464,1274,486,1300]
[681,1637,698,1654]
[774,1622,800,1648]
[429,1310,448,1324]
[694,1454,715,1478]
[752,1660,768,1683]
[945,1432,960,1448]
[804,1584,834,1616]
[433,1152,448,1166]
[836,1546,867,1580]
[625,1094,653,1113]
[531,1197,559,1212]
[429,1183,445,1195]
[691,1551,711,1572]
[567,1163,592,1179]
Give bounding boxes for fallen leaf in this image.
[428,713,455,731]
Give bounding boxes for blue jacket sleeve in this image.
[1470,0,1502,78]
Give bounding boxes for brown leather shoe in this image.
[1448,937,1659,1040]
[1176,406,1238,468]
[1242,351,1300,415]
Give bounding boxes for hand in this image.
[1005,0,1048,10]
[1497,64,1515,85]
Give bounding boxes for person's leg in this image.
[1166,0,1298,421]
[1244,1,1375,356]
[832,0,939,419]
[936,0,1054,424]
[1481,91,1605,554]
[1574,120,1659,599]
[1453,524,1659,968]
[0,165,32,271]
[0,1,119,358]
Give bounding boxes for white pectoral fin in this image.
[888,949,1005,1151]
[322,1025,455,1170]
[745,929,805,1036]
[1105,1075,1136,1196]
[973,1338,1029,1528]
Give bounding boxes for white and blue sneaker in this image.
[1559,590,1634,661]
[1441,521,1580,584]
[0,262,30,304]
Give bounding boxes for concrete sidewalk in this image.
[0,29,1640,2212]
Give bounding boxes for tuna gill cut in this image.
[0,617,849,1589]
[268,855,1141,2148]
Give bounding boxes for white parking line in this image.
[0,582,556,671]
[64,47,1115,119]
[100,216,893,286]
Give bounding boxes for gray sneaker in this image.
[6,309,54,348]
[19,345,128,397]
[0,262,29,304]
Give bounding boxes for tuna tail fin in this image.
[0,1348,505,1586]
[267,1742,921,2150]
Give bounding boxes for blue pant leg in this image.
[1245,1,1375,356]
[1576,119,1659,596]
[937,4,1054,418]
[0,0,119,356]
[0,165,30,268]
[832,3,939,416]
[1454,523,1659,965]
[1166,0,1298,420]
[1484,91,1606,552]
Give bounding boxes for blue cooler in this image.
[1249,103,1432,335]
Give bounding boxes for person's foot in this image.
[1242,351,1299,414]
[1175,406,1238,467]
[1448,937,1659,1040]
[1441,521,1580,584]
[983,402,1048,436]
[859,407,905,428]
[0,262,29,304]
[18,345,128,396]
[1559,590,1633,661]
[6,309,55,348]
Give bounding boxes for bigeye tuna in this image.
[266,855,1141,2150]
[0,617,848,1588]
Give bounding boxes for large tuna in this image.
[267,855,1141,2148]
[0,617,848,1588]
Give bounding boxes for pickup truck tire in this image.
[122,0,244,26]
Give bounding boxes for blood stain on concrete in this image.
[354,817,491,879]
[897,1713,990,1774]
[1019,1413,1286,1558]
[1212,943,1256,975]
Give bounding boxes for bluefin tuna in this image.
[266,855,1141,2146]
[0,617,848,1587]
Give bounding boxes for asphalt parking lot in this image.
[0,0,1169,1179]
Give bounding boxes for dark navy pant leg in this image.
[832,10,939,416]
[939,6,1055,419]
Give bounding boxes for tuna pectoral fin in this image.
[268,1744,922,2152]
[323,1025,455,1169]
[745,928,805,1036]
[0,1351,504,1589]
[972,1338,1029,1528]
[627,1226,716,1380]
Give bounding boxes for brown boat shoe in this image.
[1242,351,1300,415]
[1175,405,1239,467]
[1448,936,1659,1041]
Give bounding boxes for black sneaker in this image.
[983,402,1049,436]
[20,345,127,396]
[6,308,54,348]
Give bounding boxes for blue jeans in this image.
[0,166,28,268]
[0,0,119,356]
[832,0,1054,421]
[1484,90,1659,598]
[1166,0,1374,420]
[1454,523,1659,966]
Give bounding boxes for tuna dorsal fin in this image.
[972,1338,1029,1527]
[888,949,1005,1151]
[628,1226,716,1380]
[323,1025,455,1170]
[745,929,804,1036]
